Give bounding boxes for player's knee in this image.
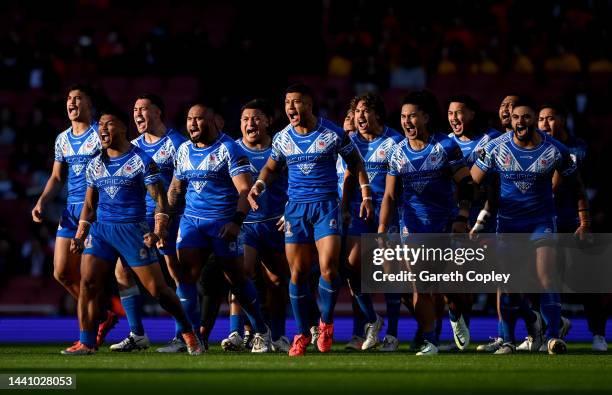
[53,268,75,287]
[80,277,99,296]
[319,266,338,282]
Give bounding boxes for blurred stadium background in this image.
[0,0,611,340]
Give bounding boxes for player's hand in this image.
[155,230,168,249]
[31,203,44,223]
[219,222,240,241]
[574,225,594,244]
[70,237,85,254]
[276,216,285,232]
[247,183,264,211]
[143,232,160,248]
[360,198,374,221]
[469,221,485,241]
[376,232,389,249]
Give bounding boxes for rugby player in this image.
[168,103,272,353]
[62,107,201,355]
[341,93,403,351]
[220,99,290,352]
[379,90,475,355]
[471,99,588,354]
[32,84,119,348]
[108,94,188,352]
[248,83,373,356]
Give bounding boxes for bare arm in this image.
[218,172,252,241]
[70,186,98,254]
[248,157,282,210]
[145,181,170,248]
[32,161,66,222]
[378,174,397,234]
[343,149,374,220]
[167,176,187,217]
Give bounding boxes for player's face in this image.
[448,102,474,137]
[499,95,519,130]
[133,98,161,134]
[401,104,429,140]
[343,110,356,132]
[186,105,211,143]
[538,107,565,137]
[241,108,270,144]
[285,92,313,127]
[66,90,92,122]
[511,106,536,141]
[98,114,127,149]
[354,100,381,134]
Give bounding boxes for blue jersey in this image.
[131,129,187,216]
[552,135,587,230]
[271,117,357,203]
[236,139,288,222]
[450,128,501,168]
[174,133,251,220]
[85,146,161,223]
[475,131,577,222]
[344,126,404,206]
[389,132,465,229]
[54,124,101,204]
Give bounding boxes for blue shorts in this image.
[399,215,450,244]
[284,199,341,244]
[176,215,244,258]
[243,218,284,252]
[497,217,557,243]
[146,214,180,256]
[345,202,399,236]
[57,203,83,238]
[83,221,158,267]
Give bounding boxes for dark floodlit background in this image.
[0,0,611,321]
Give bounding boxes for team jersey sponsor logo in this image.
[329,218,338,230]
[285,222,293,237]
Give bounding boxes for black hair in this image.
[98,105,130,129]
[241,98,274,119]
[136,93,165,119]
[285,83,318,115]
[401,90,443,131]
[67,83,95,106]
[539,101,568,120]
[447,94,486,132]
[512,97,537,113]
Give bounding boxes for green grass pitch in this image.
[1,344,611,394]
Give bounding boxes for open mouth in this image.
[357,120,368,129]
[100,132,110,144]
[451,122,462,132]
[246,128,259,137]
[287,111,299,122]
[68,106,78,116]
[135,116,145,128]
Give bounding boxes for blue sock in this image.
[352,299,366,337]
[423,330,437,346]
[232,280,266,334]
[119,286,144,336]
[497,319,503,339]
[518,297,536,324]
[318,276,341,324]
[385,293,401,337]
[289,281,312,336]
[540,292,561,339]
[354,292,377,324]
[79,329,97,348]
[229,313,243,335]
[176,283,200,333]
[500,294,520,343]
[271,315,285,341]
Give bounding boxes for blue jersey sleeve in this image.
[54,134,65,162]
[85,158,96,187]
[226,141,251,178]
[173,143,189,181]
[475,141,496,173]
[143,156,161,186]
[443,136,467,173]
[387,143,402,177]
[553,140,577,177]
[270,132,286,163]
